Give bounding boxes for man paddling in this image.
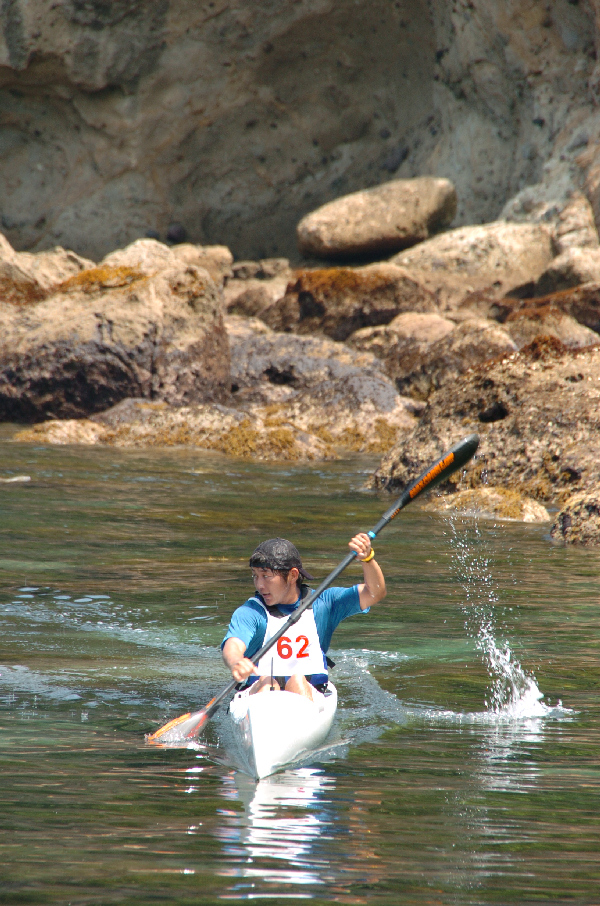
[222,535,386,703]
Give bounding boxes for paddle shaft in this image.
[201,432,480,722]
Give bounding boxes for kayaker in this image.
[222,535,386,702]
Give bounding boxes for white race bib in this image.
[254,600,326,677]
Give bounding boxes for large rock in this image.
[13,400,335,462]
[390,221,554,309]
[551,487,600,545]
[504,304,600,350]
[261,264,436,341]
[226,315,417,453]
[534,247,600,296]
[371,338,600,505]
[296,178,457,259]
[0,263,229,421]
[347,311,456,362]
[353,316,515,399]
[501,283,600,336]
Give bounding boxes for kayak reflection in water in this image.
[221,535,386,704]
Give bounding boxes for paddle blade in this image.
[146,709,208,745]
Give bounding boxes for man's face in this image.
[251,567,300,607]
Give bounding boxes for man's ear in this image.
[288,567,300,584]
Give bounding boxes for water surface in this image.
[1,434,599,904]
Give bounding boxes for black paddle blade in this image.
[405,432,480,504]
[375,433,480,532]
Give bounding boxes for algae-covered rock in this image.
[14,399,335,463]
[504,304,599,350]
[263,263,435,341]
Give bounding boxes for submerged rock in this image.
[296,177,457,259]
[371,339,600,505]
[551,486,600,544]
[424,487,550,523]
[0,262,229,421]
[390,221,554,309]
[262,263,435,341]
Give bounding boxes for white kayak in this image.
[229,682,338,779]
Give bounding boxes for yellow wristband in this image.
[362,549,375,563]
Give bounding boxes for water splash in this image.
[449,519,553,720]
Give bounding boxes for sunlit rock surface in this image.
[390,221,554,309]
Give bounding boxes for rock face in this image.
[296,178,457,259]
[102,238,234,287]
[371,339,600,505]
[0,1,598,261]
[501,284,600,336]
[390,221,554,308]
[553,192,599,254]
[0,263,229,421]
[347,311,455,361]
[551,487,600,545]
[261,264,435,341]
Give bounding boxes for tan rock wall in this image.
[0,0,598,260]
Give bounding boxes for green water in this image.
[1,434,600,904]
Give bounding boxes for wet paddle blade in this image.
[146,709,208,744]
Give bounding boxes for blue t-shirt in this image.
[221,585,368,659]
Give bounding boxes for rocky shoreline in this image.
[2,177,600,542]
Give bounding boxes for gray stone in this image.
[296,178,457,259]
[391,221,554,309]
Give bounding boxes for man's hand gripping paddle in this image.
[146,433,480,745]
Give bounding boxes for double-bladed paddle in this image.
[146,432,480,744]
